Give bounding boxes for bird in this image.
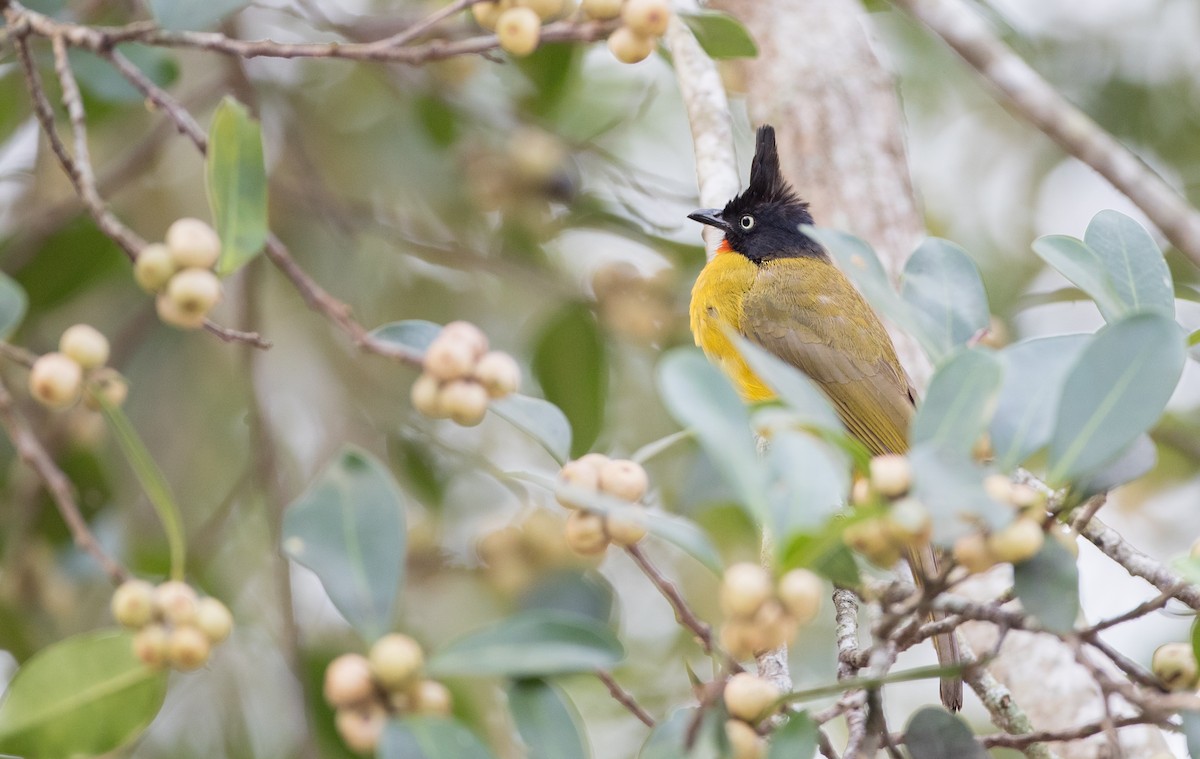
[687,124,962,711]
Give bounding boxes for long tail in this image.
[907,543,963,711]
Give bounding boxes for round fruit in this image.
[621,0,669,36]
[165,217,221,269]
[564,510,609,556]
[134,243,177,292]
[59,324,109,369]
[194,597,234,644]
[369,633,424,691]
[604,510,647,547]
[411,679,453,716]
[439,380,489,426]
[598,459,649,502]
[84,368,129,411]
[324,653,375,708]
[167,625,211,671]
[335,704,386,754]
[154,581,198,625]
[165,268,222,318]
[719,620,759,660]
[987,518,1045,564]
[471,0,510,30]
[752,599,794,651]
[723,672,781,723]
[111,579,156,629]
[719,563,772,619]
[29,353,83,410]
[952,532,997,574]
[581,0,623,19]
[132,624,169,668]
[423,339,476,382]
[474,351,521,398]
[555,456,604,509]
[983,473,1014,504]
[496,7,541,57]
[842,518,899,567]
[156,292,208,329]
[776,569,822,625]
[439,321,488,358]
[409,374,446,418]
[607,26,655,64]
[1152,642,1198,691]
[869,454,911,498]
[725,719,765,759]
[850,477,873,506]
[884,497,933,545]
[516,0,564,21]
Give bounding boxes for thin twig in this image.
[624,544,714,654]
[595,670,656,728]
[1084,586,1180,635]
[1081,517,1200,610]
[980,714,1177,750]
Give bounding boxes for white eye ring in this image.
[739,215,754,229]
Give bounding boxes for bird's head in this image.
[688,125,825,262]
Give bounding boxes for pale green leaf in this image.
[911,348,1002,454]
[509,679,589,759]
[1012,536,1079,633]
[904,707,986,759]
[1084,210,1174,319]
[490,394,572,466]
[1031,235,1127,321]
[379,716,494,759]
[900,238,990,360]
[680,10,757,59]
[428,610,623,678]
[206,97,268,275]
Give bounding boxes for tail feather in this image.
[908,543,963,711]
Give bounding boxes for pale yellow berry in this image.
[1010,483,1046,514]
[439,321,488,359]
[324,653,375,708]
[987,518,1045,564]
[884,497,933,545]
[581,0,623,19]
[776,569,822,625]
[604,510,647,547]
[134,243,177,292]
[439,380,489,426]
[496,7,541,57]
[720,563,773,619]
[952,533,997,574]
[410,374,447,418]
[598,459,649,502]
[154,581,198,625]
[515,0,564,21]
[564,510,609,556]
[156,292,207,329]
[474,351,521,398]
[752,599,795,651]
[111,579,156,629]
[59,324,109,369]
[369,633,424,692]
[1152,642,1198,691]
[621,0,669,36]
[84,368,129,411]
[29,353,83,410]
[165,217,221,269]
[723,672,781,723]
[194,597,234,644]
[165,268,222,319]
[983,474,1014,504]
[843,518,900,568]
[719,620,758,660]
[471,0,511,30]
[335,703,387,754]
[869,454,911,498]
[725,719,765,759]
[850,478,873,506]
[411,679,453,716]
[555,455,606,509]
[424,339,476,382]
[607,26,655,64]
[167,625,211,671]
[132,624,169,668]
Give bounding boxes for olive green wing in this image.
[741,264,914,455]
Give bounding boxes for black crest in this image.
[723,125,810,221]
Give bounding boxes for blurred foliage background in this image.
[1,0,1199,756]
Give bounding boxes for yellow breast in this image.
[688,252,775,402]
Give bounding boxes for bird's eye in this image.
[739,215,755,229]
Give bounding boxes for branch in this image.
[1080,517,1200,610]
[891,0,1200,267]
[832,589,870,757]
[0,382,129,584]
[595,669,656,728]
[624,544,715,654]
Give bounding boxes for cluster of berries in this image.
[28,324,126,412]
[477,510,590,595]
[133,218,223,330]
[841,454,935,568]
[111,579,233,671]
[323,635,451,753]
[722,672,784,759]
[587,0,670,64]
[718,563,822,660]
[410,321,520,426]
[952,473,1077,573]
[555,453,650,554]
[472,0,565,57]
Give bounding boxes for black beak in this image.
[687,208,731,233]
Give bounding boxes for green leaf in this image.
[767,711,818,759]
[533,303,606,457]
[904,707,986,759]
[0,272,27,340]
[1191,617,1200,674]
[657,348,766,517]
[0,630,167,757]
[206,97,268,275]
[1048,314,1185,486]
[779,527,860,587]
[379,716,494,759]
[766,430,848,541]
[370,320,442,354]
[991,335,1089,471]
[518,570,614,625]
[490,394,572,466]
[728,333,844,433]
[899,238,990,361]
[1012,534,1079,633]
[281,445,406,641]
[10,216,125,313]
[1084,210,1174,319]
[67,46,178,105]
[680,11,758,59]
[149,0,249,30]
[1031,235,1128,321]
[428,610,623,678]
[642,510,724,575]
[911,348,1002,453]
[508,679,589,759]
[909,445,1006,545]
[1075,434,1157,498]
[639,707,725,759]
[99,400,186,580]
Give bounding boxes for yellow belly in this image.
[688,253,775,402]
